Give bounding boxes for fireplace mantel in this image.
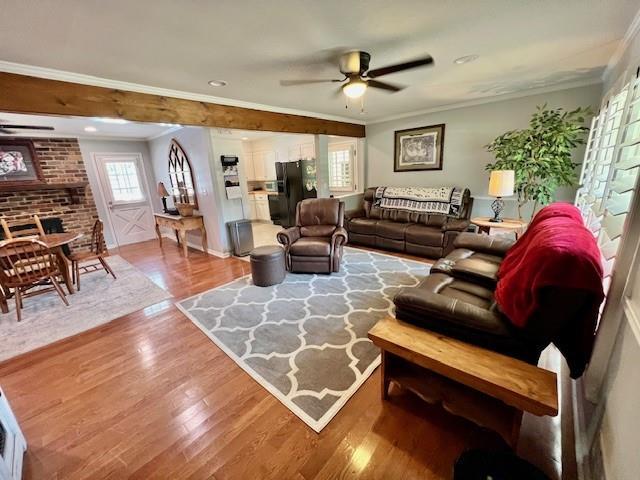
[0,182,89,204]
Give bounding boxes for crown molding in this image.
[366,77,603,125]
[0,61,365,126]
[603,6,640,82]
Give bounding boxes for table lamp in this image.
[157,182,170,213]
[488,170,515,223]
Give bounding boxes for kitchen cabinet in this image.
[249,151,277,181]
[244,154,256,181]
[247,192,271,222]
[288,143,315,162]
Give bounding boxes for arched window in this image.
[168,139,197,208]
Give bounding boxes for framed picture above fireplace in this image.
[0,139,44,187]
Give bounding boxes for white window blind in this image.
[575,73,640,319]
[328,144,355,192]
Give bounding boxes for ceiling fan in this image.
[280,50,434,99]
[0,123,55,135]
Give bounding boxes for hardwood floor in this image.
[0,239,569,479]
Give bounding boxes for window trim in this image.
[328,141,356,193]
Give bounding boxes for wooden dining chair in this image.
[70,220,116,291]
[0,238,69,321]
[1,215,46,240]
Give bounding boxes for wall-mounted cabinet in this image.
[288,142,315,162]
[245,150,277,181]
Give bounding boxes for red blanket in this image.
[496,203,604,328]
[495,204,605,377]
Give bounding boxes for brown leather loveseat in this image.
[345,187,473,259]
[393,232,594,376]
[277,198,348,273]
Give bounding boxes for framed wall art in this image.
[394,124,445,172]
[0,139,44,186]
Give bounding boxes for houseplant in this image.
[485,104,592,219]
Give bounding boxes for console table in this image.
[154,213,207,258]
[369,316,558,447]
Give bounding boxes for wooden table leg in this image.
[200,226,208,255]
[175,229,180,245]
[54,246,74,294]
[381,350,390,400]
[179,230,188,257]
[155,221,163,248]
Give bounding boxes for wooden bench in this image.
[368,316,558,446]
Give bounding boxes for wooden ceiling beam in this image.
[0,72,366,137]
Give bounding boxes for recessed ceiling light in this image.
[93,117,129,124]
[208,79,228,87]
[454,54,479,65]
[84,126,97,132]
[241,137,249,141]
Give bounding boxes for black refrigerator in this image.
[270,160,317,228]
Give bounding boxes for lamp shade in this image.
[157,181,169,197]
[488,170,515,197]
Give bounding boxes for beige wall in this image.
[365,84,603,219]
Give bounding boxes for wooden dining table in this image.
[0,232,83,313]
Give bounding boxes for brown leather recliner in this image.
[277,198,348,273]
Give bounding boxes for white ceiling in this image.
[0,0,638,122]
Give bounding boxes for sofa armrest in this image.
[453,232,515,257]
[277,227,300,248]
[331,227,348,249]
[442,218,471,232]
[394,286,502,332]
[345,209,366,221]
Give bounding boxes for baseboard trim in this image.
[160,232,230,258]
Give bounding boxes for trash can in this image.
[227,219,254,256]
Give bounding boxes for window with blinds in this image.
[575,73,640,320]
[328,144,355,192]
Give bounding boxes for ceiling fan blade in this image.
[367,55,434,78]
[367,79,404,93]
[279,79,344,86]
[0,128,14,134]
[0,124,55,131]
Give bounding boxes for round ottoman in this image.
[250,245,286,287]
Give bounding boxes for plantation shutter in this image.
[328,144,355,192]
[576,72,640,321]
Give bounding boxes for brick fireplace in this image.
[0,137,99,251]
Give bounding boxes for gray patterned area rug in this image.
[0,256,171,363]
[176,247,430,432]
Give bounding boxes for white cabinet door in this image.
[288,146,301,162]
[248,198,257,220]
[264,151,277,180]
[245,154,256,180]
[300,142,315,159]
[253,152,267,180]
[256,200,270,221]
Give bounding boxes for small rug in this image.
[176,248,430,432]
[0,255,171,362]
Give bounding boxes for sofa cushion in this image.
[289,237,331,256]
[394,273,540,363]
[348,217,378,235]
[432,248,502,287]
[405,224,444,247]
[375,220,409,240]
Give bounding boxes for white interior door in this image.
[94,153,155,246]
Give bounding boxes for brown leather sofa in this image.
[277,198,348,273]
[345,187,473,259]
[393,232,589,369]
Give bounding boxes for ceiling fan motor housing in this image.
[340,51,371,75]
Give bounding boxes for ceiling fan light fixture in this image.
[343,79,367,99]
